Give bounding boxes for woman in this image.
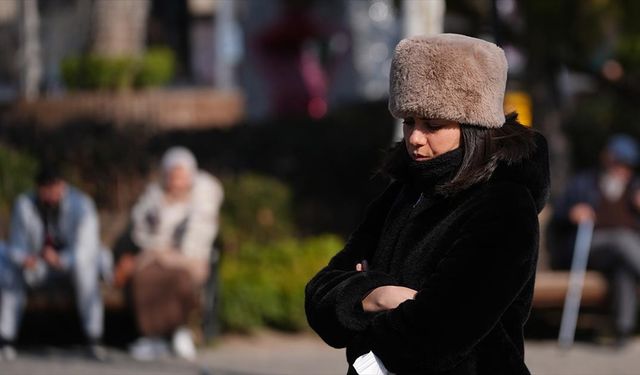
[305,34,550,374]
[117,146,224,361]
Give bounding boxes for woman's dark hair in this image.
[380,112,537,195]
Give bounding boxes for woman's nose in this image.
[409,128,427,146]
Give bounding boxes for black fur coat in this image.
[305,134,550,374]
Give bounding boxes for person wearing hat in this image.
[0,164,104,360]
[305,34,550,374]
[550,134,640,346]
[115,146,224,361]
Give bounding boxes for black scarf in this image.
[385,144,463,193]
[406,148,463,192]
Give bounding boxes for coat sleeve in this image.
[180,173,224,261]
[363,183,539,373]
[552,171,598,224]
[7,195,34,266]
[58,194,100,270]
[305,182,401,348]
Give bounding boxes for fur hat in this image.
[388,34,508,128]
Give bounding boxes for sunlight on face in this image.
[402,117,461,161]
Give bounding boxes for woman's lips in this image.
[412,153,431,161]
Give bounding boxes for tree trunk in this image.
[90,0,150,57]
[19,0,42,101]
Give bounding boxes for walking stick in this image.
[558,219,595,348]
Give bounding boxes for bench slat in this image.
[533,271,608,308]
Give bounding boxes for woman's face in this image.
[403,117,461,161]
[164,165,193,197]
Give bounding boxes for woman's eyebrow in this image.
[425,120,446,126]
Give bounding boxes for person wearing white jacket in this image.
[0,165,104,360]
[116,147,224,361]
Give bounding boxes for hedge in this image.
[219,234,342,332]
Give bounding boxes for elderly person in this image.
[305,34,550,374]
[551,134,640,346]
[116,147,223,361]
[0,165,104,360]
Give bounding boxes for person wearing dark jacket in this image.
[549,134,640,345]
[305,34,550,375]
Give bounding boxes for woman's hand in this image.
[355,262,417,312]
[569,203,596,224]
[362,286,417,312]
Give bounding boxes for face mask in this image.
[600,172,626,201]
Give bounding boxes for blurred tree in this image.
[0,144,37,237]
[18,0,42,100]
[519,0,640,173]
[90,0,150,58]
[519,1,580,195]
[514,0,638,190]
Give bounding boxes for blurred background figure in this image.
[254,0,340,119]
[113,146,223,361]
[550,134,640,345]
[0,165,104,360]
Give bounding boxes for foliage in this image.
[219,174,294,252]
[563,95,616,169]
[0,145,38,231]
[218,234,342,332]
[61,55,137,91]
[61,47,176,91]
[134,47,176,88]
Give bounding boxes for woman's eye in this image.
[425,121,445,130]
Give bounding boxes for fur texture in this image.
[305,134,550,374]
[388,34,508,128]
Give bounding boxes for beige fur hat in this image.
[388,33,508,128]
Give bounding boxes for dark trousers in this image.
[589,228,640,336]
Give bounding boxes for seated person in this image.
[115,147,223,361]
[0,165,104,360]
[550,134,640,345]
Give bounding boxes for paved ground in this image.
[3,332,640,375]
[526,339,640,375]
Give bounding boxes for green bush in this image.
[61,55,137,90]
[61,47,176,91]
[219,174,294,252]
[135,47,176,88]
[219,234,342,332]
[618,35,640,71]
[0,145,38,229]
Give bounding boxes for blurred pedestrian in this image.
[305,34,550,374]
[114,146,223,361]
[0,164,104,360]
[551,134,640,345]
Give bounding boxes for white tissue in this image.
[353,351,394,375]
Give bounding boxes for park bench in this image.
[532,270,608,308]
[22,250,221,344]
